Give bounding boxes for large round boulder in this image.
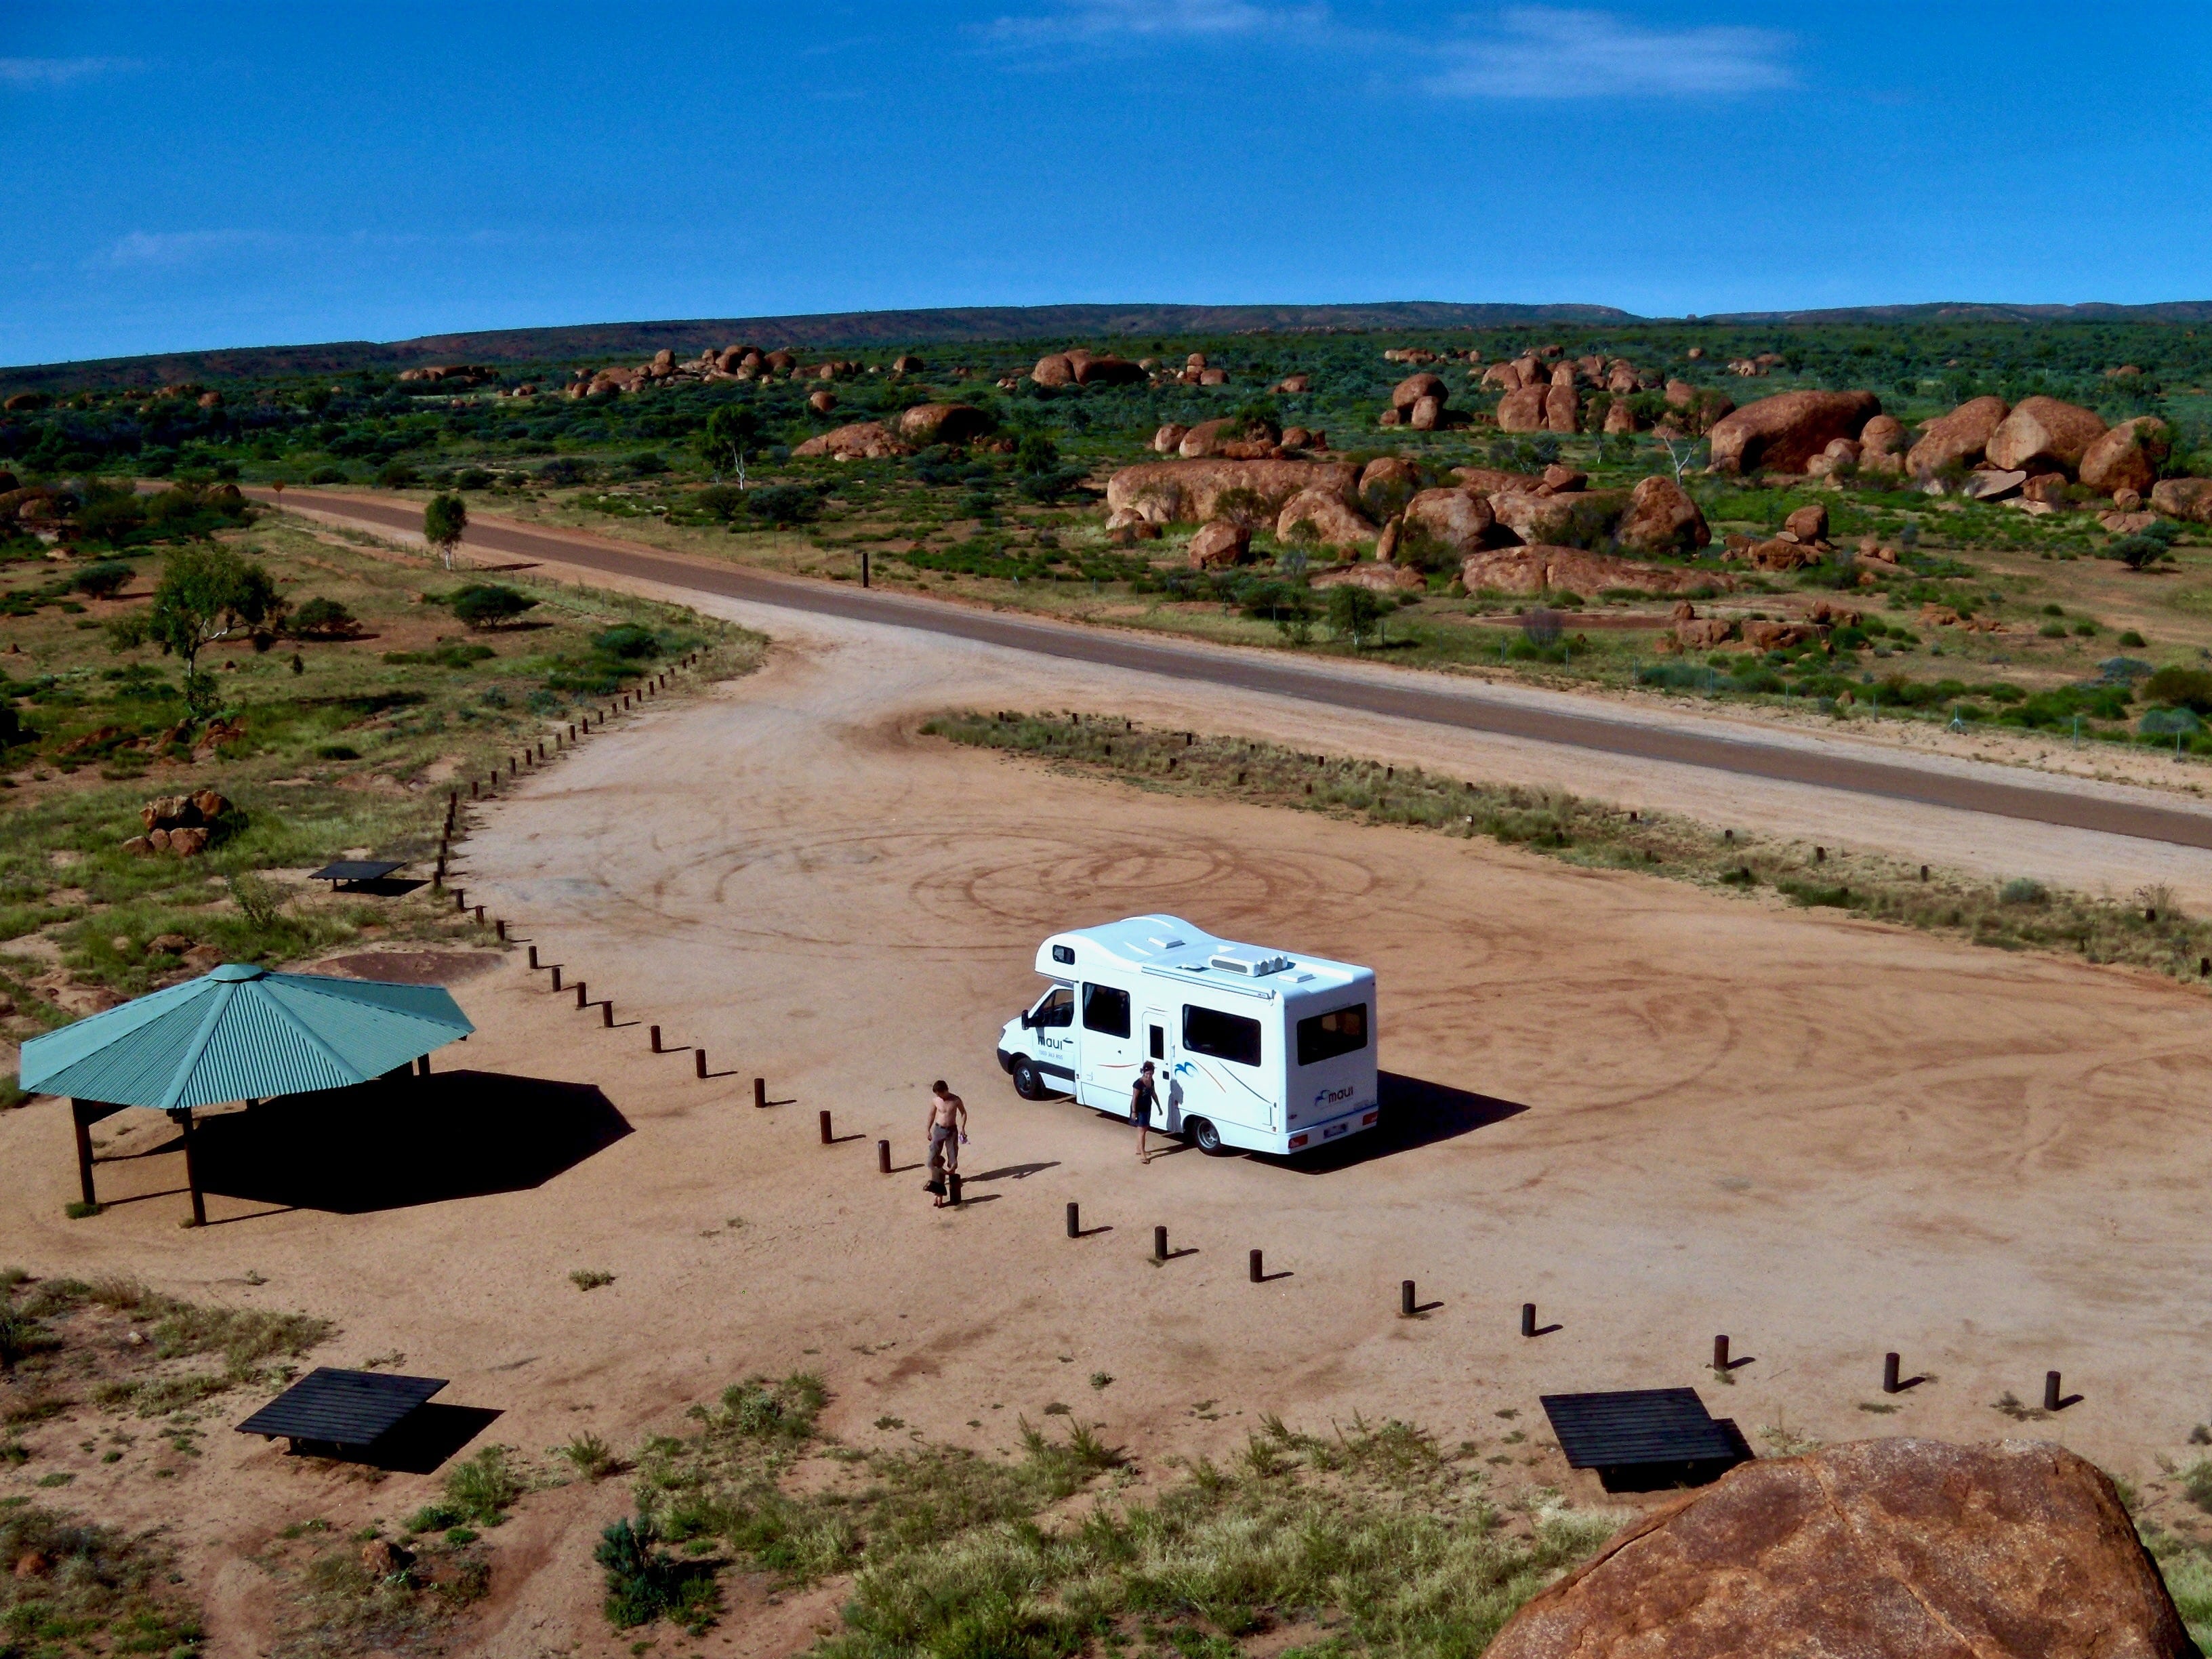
[898,404,991,446]
[1107,459,1358,527]
[1986,396,2108,476]
[1905,395,2009,476]
[1614,475,1711,556]
[1311,560,1422,594]
[1488,1439,2194,1659]
[1489,489,1627,549]
[1708,390,1881,474]
[1545,385,1579,434]
[1357,457,1422,518]
[1401,489,1494,562]
[2150,478,2212,525]
[792,422,914,460]
[1186,520,1251,569]
[1498,386,1551,432]
[1151,423,1189,454]
[1072,355,1145,387]
[1391,372,1446,411]
[1461,545,1725,598]
[1275,487,1379,549]
[2078,417,2173,498]
[1031,354,1075,388]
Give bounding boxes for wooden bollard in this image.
[1714,1334,1731,1370]
[877,1139,890,1174]
[1250,1249,1263,1284]
[946,1171,962,1206]
[694,1048,707,1080]
[1814,846,1825,863]
[1153,1225,1168,1262]
[550,965,562,991]
[471,780,478,798]
[495,919,506,941]
[1401,1279,1416,1317]
[600,1000,612,1027]
[1521,1303,1537,1337]
[573,980,586,1008]
[819,1109,832,1145]
[1066,1201,1080,1238]
[1883,1352,1901,1394]
[2044,1370,2062,1412]
[754,1076,766,1109]
[650,1025,662,1052]
[1919,865,1929,882]
[474,905,485,924]
[527,945,539,969]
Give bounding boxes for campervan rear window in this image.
[1297,1002,1368,1066]
[1185,1004,1261,1067]
[1082,983,1131,1038]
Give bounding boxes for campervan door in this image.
[1162,981,1281,1144]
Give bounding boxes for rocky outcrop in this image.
[1614,476,1711,556]
[794,422,914,460]
[806,390,837,415]
[899,404,991,446]
[1186,520,1251,569]
[1497,386,1551,432]
[1400,489,1494,562]
[1032,354,1076,388]
[1179,417,1282,460]
[2079,417,2173,498]
[2150,478,2212,524]
[1107,459,1359,528]
[1986,396,2107,476]
[1708,391,1881,474]
[1275,373,1311,394]
[1489,490,1627,550]
[1151,424,1189,454]
[1452,466,1545,496]
[1858,414,1907,473]
[1275,487,1379,548]
[1461,546,1725,598]
[131,790,232,858]
[1488,1439,2194,1659]
[1782,504,1828,543]
[1545,384,1579,434]
[1390,373,1446,412]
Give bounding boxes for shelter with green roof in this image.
[19,963,474,1224]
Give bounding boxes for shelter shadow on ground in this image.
[190,1071,630,1213]
[341,1404,504,1474]
[1257,1071,1528,1173]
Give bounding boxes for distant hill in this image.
[1699,301,2212,326]
[1,302,1639,390]
[7,298,2211,392]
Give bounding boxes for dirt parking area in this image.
[8,607,2212,1654]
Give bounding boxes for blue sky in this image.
[3,2,2207,365]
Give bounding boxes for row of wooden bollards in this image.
[456,653,702,807]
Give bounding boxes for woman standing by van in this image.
[1130,1061,1159,1164]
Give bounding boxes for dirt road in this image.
[254,489,2212,853]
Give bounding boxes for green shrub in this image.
[2144,667,2212,713]
[289,596,359,638]
[449,584,537,630]
[591,625,661,660]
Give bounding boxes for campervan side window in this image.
[1184,1004,1261,1067]
[1296,1002,1368,1066]
[1082,983,1131,1038]
[1032,987,1073,1027]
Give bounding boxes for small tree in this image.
[424,493,468,570]
[449,583,537,630]
[1326,583,1385,650]
[698,405,764,487]
[109,545,281,711]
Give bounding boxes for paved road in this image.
[258,489,2212,851]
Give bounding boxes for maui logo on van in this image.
[1311,1083,1356,1111]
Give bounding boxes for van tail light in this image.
[1288,1133,1309,1149]
[1361,1111,1377,1126]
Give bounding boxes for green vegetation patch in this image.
[0,1501,205,1659]
[926,711,2212,987]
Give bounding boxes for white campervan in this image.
[994,914,1378,1156]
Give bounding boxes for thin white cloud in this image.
[104,230,287,268]
[0,56,138,87]
[985,0,1322,45]
[1424,8,1793,98]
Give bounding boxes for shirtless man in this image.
[924,1080,967,1206]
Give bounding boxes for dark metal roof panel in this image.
[1540,1388,1741,1469]
[235,1367,447,1444]
[311,861,405,882]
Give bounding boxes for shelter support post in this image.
[169,1108,206,1227]
[70,1100,98,1206]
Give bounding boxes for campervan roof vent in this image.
[1210,950,1292,977]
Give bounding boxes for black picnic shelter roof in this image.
[1540,1387,1751,1490]
[236,1366,447,1450]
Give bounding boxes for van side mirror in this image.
[1019,1010,1033,1029]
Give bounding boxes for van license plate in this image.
[1322,1123,1347,1139]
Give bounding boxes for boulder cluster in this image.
[1029,348,1147,388]
[567,345,870,398]
[793,402,998,462]
[122,790,232,858]
[395,363,496,386]
[1378,373,1454,431]
[1105,445,1716,599]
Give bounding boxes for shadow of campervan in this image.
[1254,1072,1528,1174]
